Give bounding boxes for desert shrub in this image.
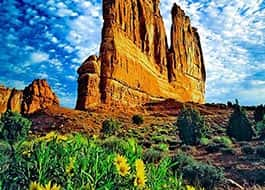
[171,152,224,190]
[152,143,169,153]
[176,107,208,145]
[183,162,224,189]
[254,105,265,122]
[213,136,233,148]
[205,143,221,153]
[101,118,120,135]
[227,101,233,108]
[239,169,265,185]
[256,116,265,139]
[101,136,128,154]
[0,110,31,145]
[255,146,265,158]
[180,144,193,152]
[227,101,254,141]
[151,135,168,143]
[157,143,169,152]
[200,137,210,146]
[241,145,254,155]
[143,148,164,163]
[171,152,194,171]
[132,114,144,125]
[220,147,236,155]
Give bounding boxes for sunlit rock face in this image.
[22,79,59,114]
[0,79,59,115]
[76,0,206,110]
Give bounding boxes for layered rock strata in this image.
[0,79,59,115]
[76,1,206,110]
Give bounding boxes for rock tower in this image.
[76,1,206,110]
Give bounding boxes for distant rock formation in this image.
[76,0,206,110]
[0,79,59,115]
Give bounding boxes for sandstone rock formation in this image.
[22,79,59,114]
[76,56,101,109]
[76,1,206,110]
[0,79,59,115]
[0,86,14,114]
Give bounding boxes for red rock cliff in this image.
[0,79,59,115]
[76,1,206,110]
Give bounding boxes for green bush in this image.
[241,145,254,155]
[143,148,164,163]
[254,105,265,122]
[132,114,144,125]
[176,107,208,145]
[227,101,254,141]
[220,147,235,155]
[156,143,169,152]
[171,152,224,190]
[101,136,142,157]
[101,118,120,136]
[200,137,210,146]
[101,136,128,153]
[183,162,224,189]
[256,117,265,139]
[212,136,233,148]
[227,101,233,108]
[255,146,265,158]
[0,110,31,145]
[205,143,221,153]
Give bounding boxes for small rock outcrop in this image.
[76,0,206,110]
[0,79,59,115]
[22,79,59,114]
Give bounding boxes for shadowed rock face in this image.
[0,79,59,115]
[76,0,206,110]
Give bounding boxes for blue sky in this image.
[0,0,264,108]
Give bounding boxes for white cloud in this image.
[236,87,265,105]
[36,72,49,79]
[67,75,76,81]
[160,0,265,105]
[30,52,49,63]
[56,2,78,17]
[66,0,102,63]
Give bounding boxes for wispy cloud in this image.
[31,52,49,63]
[161,0,265,105]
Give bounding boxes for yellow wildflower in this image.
[114,154,130,176]
[65,157,75,176]
[134,159,146,189]
[42,181,61,190]
[22,150,32,157]
[29,181,42,190]
[36,131,57,142]
[114,154,126,165]
[44,131,57,140]
[186,185,196,190]
[56,134,68,143]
